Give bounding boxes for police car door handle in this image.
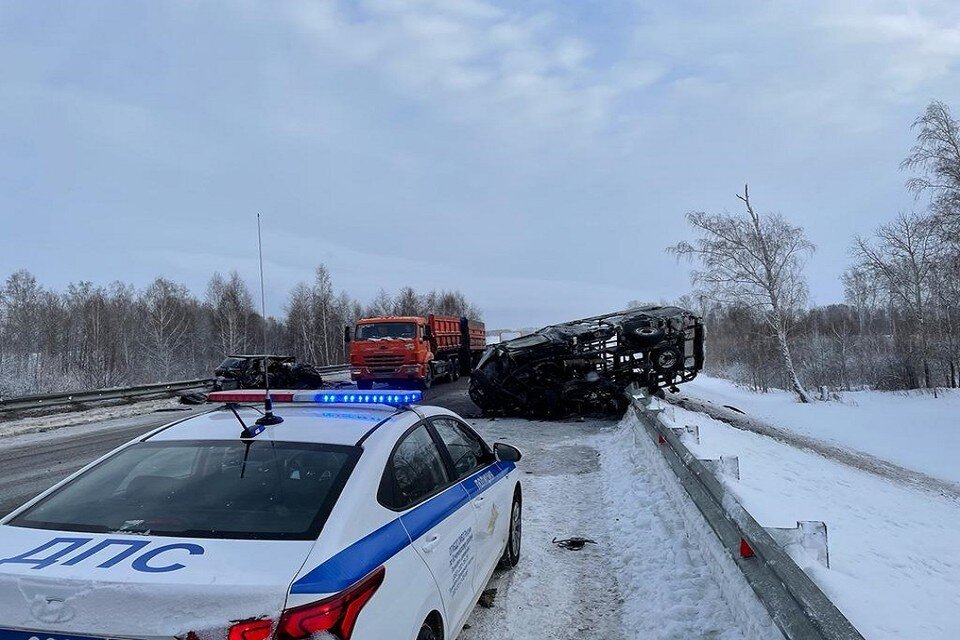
[422,534,440,553]
[473,496,486,509]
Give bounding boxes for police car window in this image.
[389,425,449,508]
[9,440,359,540]
[431,419,490,478]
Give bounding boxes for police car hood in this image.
[0,525,315,637]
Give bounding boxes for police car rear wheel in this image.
[417,622,437,640]
[499,491,522,569]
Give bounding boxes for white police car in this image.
[0,389,522,640]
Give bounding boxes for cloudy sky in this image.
[2,1,960,328]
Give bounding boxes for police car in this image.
[0,389,523,640]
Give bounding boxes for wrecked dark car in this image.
[213,354,328,391]
[469,306,704,418]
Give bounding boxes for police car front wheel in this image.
[499,489,522,569]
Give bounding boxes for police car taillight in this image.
[227,619,273,640]
[277,566,386,640]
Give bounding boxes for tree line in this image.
[671,100,960,399]
[0,265,480,396]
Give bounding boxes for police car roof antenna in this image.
[255,213,283,429]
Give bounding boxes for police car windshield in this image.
[355,322,416,340]
[9,440,360,540]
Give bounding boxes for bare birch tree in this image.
[902,100,960,237]
[670,185,815,402]
[313,266,335,363]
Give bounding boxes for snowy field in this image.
[682,376,960,485]
[661,400,960,639]
[462,414,781,640]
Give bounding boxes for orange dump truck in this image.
[346,314,486,389]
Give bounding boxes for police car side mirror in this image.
[494,442,522,463]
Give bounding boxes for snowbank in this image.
[682,376,960,484]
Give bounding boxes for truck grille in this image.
[365,354,406,372]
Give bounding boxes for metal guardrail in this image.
[630,393,864,640]
[316,364,350,374]
[0,364,353,415]
[0,379,216,414]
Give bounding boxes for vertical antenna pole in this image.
[256,213,283,426]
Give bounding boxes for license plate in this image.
[0,629,112,640]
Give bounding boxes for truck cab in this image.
[347,315,484,390]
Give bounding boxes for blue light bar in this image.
[292,390,423,407]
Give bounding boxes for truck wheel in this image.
[357,380,373,390]
[451,359,461,381]
[420,368,434,390]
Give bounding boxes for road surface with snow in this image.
[461,412,780,639]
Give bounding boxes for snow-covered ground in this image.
[662,399,960,639]
[681,376,960,485]
[462,414,781,640]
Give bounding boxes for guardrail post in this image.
[767,522,831,569]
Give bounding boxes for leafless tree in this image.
[1,265,484,394]
[670,185,816,402]
[853,212,941,391]
[313,266,335,363]
[393,287,421,316]
[140,277,193,381]
[366,289,394,317]
[902,100,960,237]
[206,271,257,356]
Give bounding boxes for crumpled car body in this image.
[213,354,328,391]
[469,306,704,418]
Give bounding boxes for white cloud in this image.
[280,0,643,140]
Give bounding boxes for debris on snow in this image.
[552,537,597,551]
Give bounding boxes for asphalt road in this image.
[0,379,477,518]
